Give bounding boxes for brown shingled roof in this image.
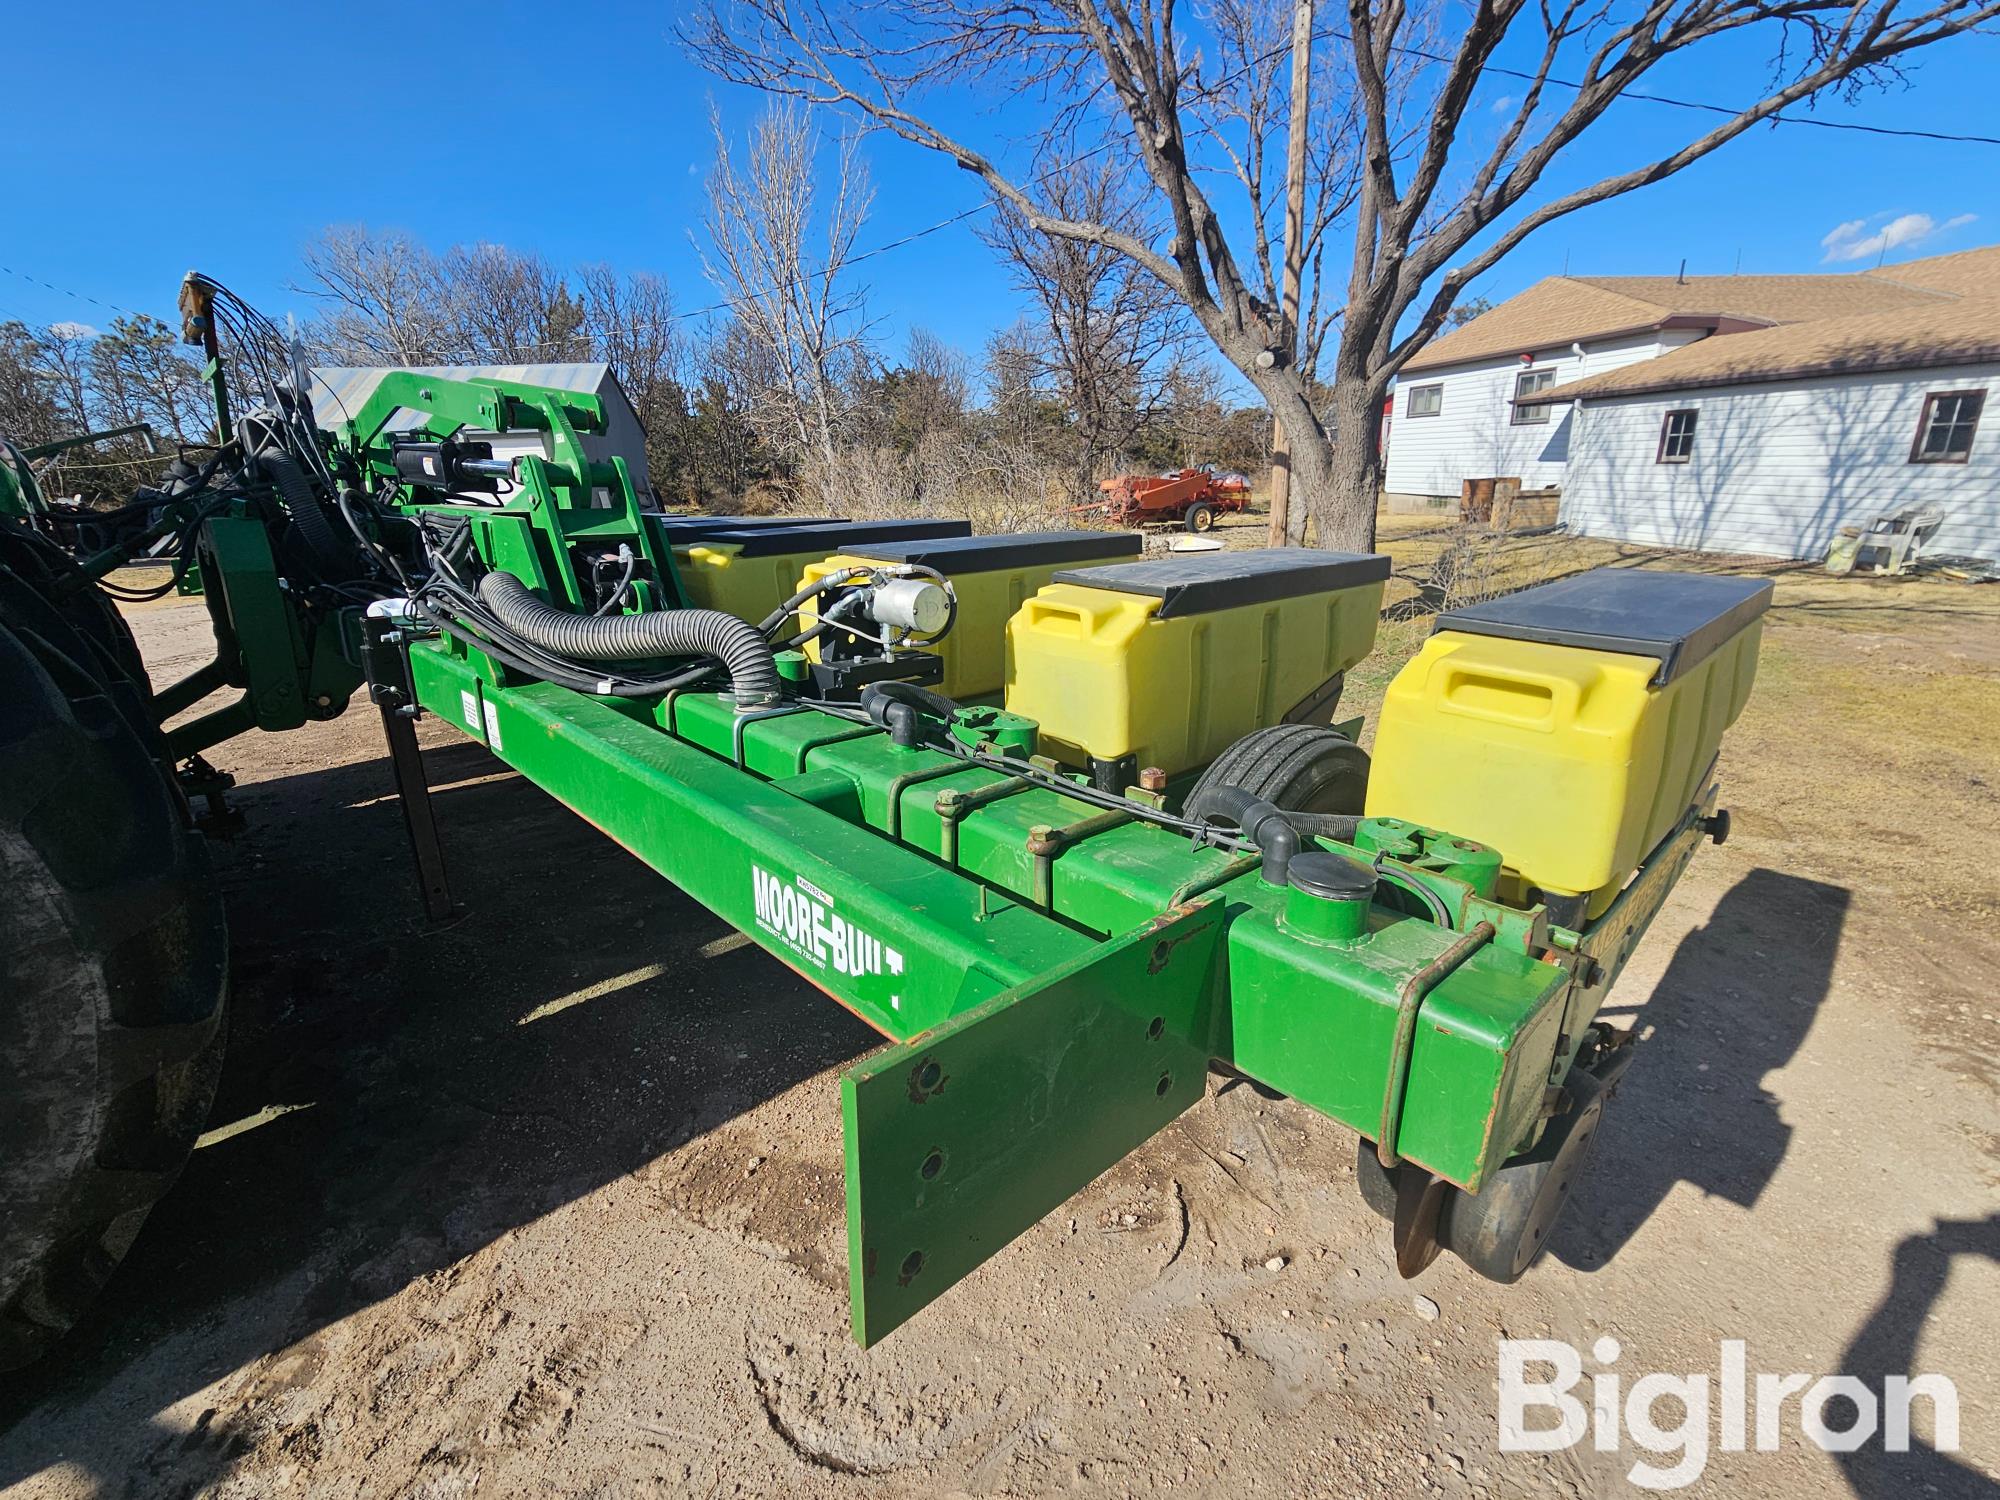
[1400,279,1681,371]
[1570,273,1947,324]
[1862,243,2000,297]
[1534,294,2000,403]
[1401,265,1958,373]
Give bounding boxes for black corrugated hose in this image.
[476,570,780,708]
[261,452,362,579]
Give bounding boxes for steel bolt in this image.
[1138,766,1167,793]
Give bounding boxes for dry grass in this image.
[803,439,1084,534]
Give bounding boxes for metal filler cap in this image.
[1285,851,1377,943]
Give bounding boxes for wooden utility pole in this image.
[1265,0,1313,547]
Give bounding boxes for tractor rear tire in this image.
[0,539,229,1371]
[1185,723,1370,823]
[1184,502,1216,533]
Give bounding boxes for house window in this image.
[1657,409,1698,464]
[1406,384,1443,418]
[1911,390,1984,464]
[1511,368,1558,425]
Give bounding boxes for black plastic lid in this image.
[656,514,846,533]
[706,517,974,557]
[1054,549,1391,617]
[852,529,1142,571]
[1288,851,1378,902]
[1434,568,1773,685]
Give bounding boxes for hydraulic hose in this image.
[262,452,361,579]
[476,570,780,708]
[1195,785,1302,886]
[862,679,961,724]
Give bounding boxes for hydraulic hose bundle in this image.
[473,570,780,709]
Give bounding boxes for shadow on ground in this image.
[0,732,877,1493]
[1552,867,1852,1271]
[1836,1213,1999,1499]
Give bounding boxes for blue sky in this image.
[3,1,1994,392]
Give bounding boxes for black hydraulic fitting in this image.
[1198,784,1302,886]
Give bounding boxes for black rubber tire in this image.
[0,535,229,1370]
[1185,723,1370,823]
[1183,502,1216,533]
[1438,1074,1605,1284]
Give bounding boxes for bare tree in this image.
[681,0,1996,549]
[700,99,875,482]
[982,320,1051,449]
[981,160,1197,498]
[441,244,590,363]
[303,228,602,366]
[580,266,685,413]
[1445,295,1496,330]
[87,316,209,443]
[35,324,94,434]
[298,226,457,365]
[1156,361,1232,468]
[689,325,772,503]
[876,326,972,451]
[580,264,700,498]
[0,323,72,459]
[0,316,204,496]
[1196,0,1369,540]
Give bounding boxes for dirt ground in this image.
[3,530,1997,1498]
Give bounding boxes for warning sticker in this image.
[482,699,504,751]
[460,690,482,738]
[750,864,904,993]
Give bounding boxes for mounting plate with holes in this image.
[840,902,1224,1346]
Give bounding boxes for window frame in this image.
[1510,367,1559,426]
[1406,383,1443,419]
[1656,408,1699,465]
[1909,389,1985,466]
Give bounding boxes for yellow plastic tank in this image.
[669,519,971,623]
[1005,550,1389,776]
[799,530,1141,699]
[1365,569,1770,916]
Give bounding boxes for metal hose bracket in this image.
[476,570,780,709]
[1377,921,1498,1169]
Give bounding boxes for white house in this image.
[1382,252,1990,511]
[311,362,659,507]
[1540,283,2000,561]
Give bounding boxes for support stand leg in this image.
[379,704,453,921]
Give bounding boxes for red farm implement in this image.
[1093,465,1252,532]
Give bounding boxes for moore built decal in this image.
[750,864,905,1002]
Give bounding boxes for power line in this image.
[0,265,165,325]
[1364,33,2000,146]
[616,36,2000,330]
[663,197,1005,328]
[658,50,1999,328]
[4,44,1992,355]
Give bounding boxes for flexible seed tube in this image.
[476,570,780,708]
